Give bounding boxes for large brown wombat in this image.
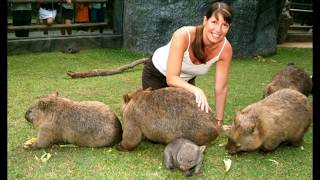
[24,92,122,149]
[262,64,312,98]
[117,87,219,151]
[225,88,311,154]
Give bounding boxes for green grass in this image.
[8,47,313,179]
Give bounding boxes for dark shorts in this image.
[141,56,196,90]
[90,8,105,22]
[62,7,74,20]
[12,10,32,37]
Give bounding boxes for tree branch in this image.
[67,58,149,79]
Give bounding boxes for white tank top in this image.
[152,27,227,81]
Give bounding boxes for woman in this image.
[142,2,233,129]
[11,2,32,37]
[38,2,58,34]
[60,0,74,35]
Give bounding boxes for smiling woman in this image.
[141,2,233,131]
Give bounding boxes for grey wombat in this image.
[24,92,122,149]
[164,138,206,177]
[226,88,311,154]
[263,64,312,98]
[117,87,219,151]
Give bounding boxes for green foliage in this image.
[8,48,312,179]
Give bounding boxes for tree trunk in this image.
[67,58,148,79]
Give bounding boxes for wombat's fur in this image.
[117,87,219,151]
[164,138,206,177]
[262,65,312,98]
[226,88,311,154]
[24,92,122,149]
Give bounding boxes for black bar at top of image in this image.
[7,0,107,3]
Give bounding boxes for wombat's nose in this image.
[25,109,32,122]
[180,165,188,172]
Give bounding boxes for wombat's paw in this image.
[184,171,193,177]
[116,144,129,152]
[193,171,203,177]
[164,163,174,170]
[23,138,37,149]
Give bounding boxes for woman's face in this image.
[203,13,230,45]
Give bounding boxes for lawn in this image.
[8,47,313,179]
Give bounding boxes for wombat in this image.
[262,64,312,98]
[225,88,311,154]
[117,87,219,151]
[164,138,206,177]
[24,92,122,149]
[61,47,80,54]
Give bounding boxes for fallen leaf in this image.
[34,155,40,161]
[300,146,304,150]
[37,151,52,163]
[268,159,279,165]
[223,158,232,172]
[218,143,225,147]
[23,137,37,148]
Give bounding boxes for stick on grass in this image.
[67,58,149,79]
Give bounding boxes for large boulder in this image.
[123,0,285,58]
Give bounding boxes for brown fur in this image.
[263,66,312,98]
[117,87,219,151]
[226,88,311,154]
[24,92,122,149]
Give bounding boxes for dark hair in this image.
[192,2,233,64]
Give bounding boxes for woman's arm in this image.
[166,27,210,113]
[214,41,233,126]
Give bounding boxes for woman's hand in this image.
[193,87,211,113]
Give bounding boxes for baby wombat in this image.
[262,64,312,98]
[225,88,311,154]
[164,138,206,177]
[117,87,219,151]
[24,92,122,149]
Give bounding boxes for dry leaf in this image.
[23,137,37,148]
[268,159,279,165]
[223,158,232,172]
[36,152,52,163]
[300,146,304,150]
[34,155,40,161]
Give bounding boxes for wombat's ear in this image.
[199,146,206,153]
[49,92,59,97]
[235,109,242,121]
[244,122,256,134]
[145,87,153,91]
[235,107,242,114]
[38,99,51,110]
[123,94,131,104]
